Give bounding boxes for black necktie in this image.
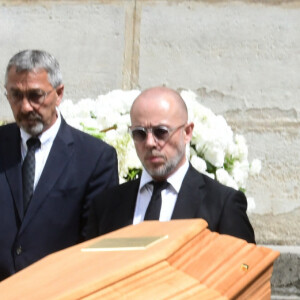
[144,181,169,220]
[22,137,41,213]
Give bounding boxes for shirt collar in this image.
[20,108,61,149]
[139,160,189,193]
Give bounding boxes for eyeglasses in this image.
[129,124,186,142]
[5,88,55,106]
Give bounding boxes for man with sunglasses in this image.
[0,50,118,280]
[86,87,255,244]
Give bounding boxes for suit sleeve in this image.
[84,196,101,240]
[218,189,255,244]
[80,145,118,241]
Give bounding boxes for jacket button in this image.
[16,246,22,255]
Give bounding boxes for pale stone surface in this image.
[139,1,300,110]
[250,209,300,245]
[0,1,126,120]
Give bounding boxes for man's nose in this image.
[20,97,34,112]
[144,131,159,149]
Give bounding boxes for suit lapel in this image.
[21,119,74,231]
[0,124,24,219]
[171,164,206,219]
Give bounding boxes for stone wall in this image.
[0,0,299,296]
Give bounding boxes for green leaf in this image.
[239,187,246,194]
[206,160,217,174]
[224,155,235,173]
[80,123,106,140]
[124,168,142,181]
[90,111,97,119]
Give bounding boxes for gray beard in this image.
[21,122,44,136]
[145,147,185,179]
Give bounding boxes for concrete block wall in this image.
[0,1,299,296]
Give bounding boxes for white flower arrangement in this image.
[60,89,261,212]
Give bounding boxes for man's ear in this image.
[55,84,64,106]
[184,122,194,144]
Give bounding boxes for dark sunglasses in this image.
[129,124,185,142]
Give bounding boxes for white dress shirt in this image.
[20,109,61,190]
[133,160,189,225]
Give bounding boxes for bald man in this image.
[86,87,255,243]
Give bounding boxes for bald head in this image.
[129,86,194,180]
[130,87,188,125]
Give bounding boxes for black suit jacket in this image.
[87,165,255,244]
[0,119,119,280]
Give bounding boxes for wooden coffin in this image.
[0,219,279,299]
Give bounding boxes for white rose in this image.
[246,196,256,213]
[80,117,98,129]
[190,155,207,173]
[249,159,262,176]
[125,143,141,170]
[103,130,119,144]
[59,99,75,118]
[231,160,249,189]
[234,134,248,160]
[203,171,215,180]
[204,145,225,168]
[63,117,84,130]
[74,98,96,118]
[216,168,239,190]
